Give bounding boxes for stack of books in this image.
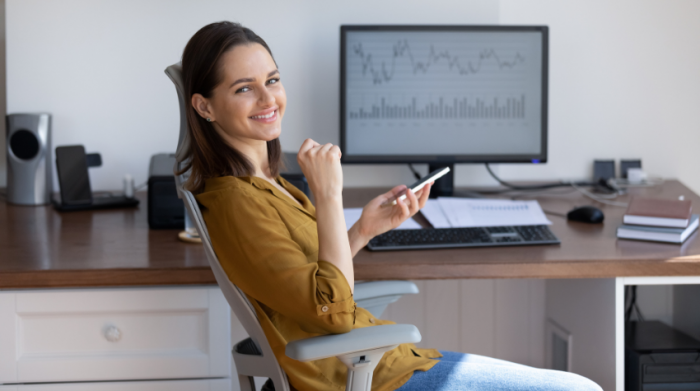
[617,197,699,243]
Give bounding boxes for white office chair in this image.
[165,63,422,391]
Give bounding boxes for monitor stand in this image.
[428,163,454,198]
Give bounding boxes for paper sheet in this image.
[420,199,452,228]
[434,198,552,228]
[343,208,421,231]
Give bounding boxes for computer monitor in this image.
[340,25,549,196]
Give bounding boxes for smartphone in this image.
[56,145,92,205]
[383,167,451,206]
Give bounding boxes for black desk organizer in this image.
[53,149,139,212]
[53,194,139,211]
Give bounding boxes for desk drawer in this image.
[0,378,231,390]
[0,287,230,383]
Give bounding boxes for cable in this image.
[474,185,581,198]
[447,163,645,207]
[625,286,636,322]
[484,163,597,191]
[484,163,628,207]
[613,177,665,189]
[570,183,628,207]
[625,286,645,323]
[625,286,637,323]
[635,302,645,322]
[625,286,632,323]
[632,285,645,321]
[407,164,422,180]
[485,163,570,190]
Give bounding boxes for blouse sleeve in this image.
[200,188,356,335]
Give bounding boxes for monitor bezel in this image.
[339,25,549,165]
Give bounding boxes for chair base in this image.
[339,345,398,391]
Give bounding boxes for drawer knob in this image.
[104,325,122,342]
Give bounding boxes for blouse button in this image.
[321,306,329,313]
[369,318,375,324]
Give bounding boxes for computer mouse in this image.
[567,206,604,224]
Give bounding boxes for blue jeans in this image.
[396,351,602,391]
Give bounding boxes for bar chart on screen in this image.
[348,95,526,120]
[343,29,545,156]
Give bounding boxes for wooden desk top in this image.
[2,180,700,289]
[0,192,214,289]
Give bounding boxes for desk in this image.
[2,180,700,288]
[0,192,212,289]
[2,181,700,391]
[351,179,700,279]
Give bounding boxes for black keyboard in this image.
[367,225,560,251]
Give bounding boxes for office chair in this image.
[165,63,422,391]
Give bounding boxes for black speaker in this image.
[148,154,184,229]
[6,113,52,205]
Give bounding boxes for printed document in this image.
[421,198,551,228]
[420,199,452,228]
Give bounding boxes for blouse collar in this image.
[244,176,316,219]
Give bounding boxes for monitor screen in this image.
[340,25,548,164]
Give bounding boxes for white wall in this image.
[4,0,497,191]
[499,0,700,194]
[4,1,700,195]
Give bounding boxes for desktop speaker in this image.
[6,113,52,205]
[148,153,184,229]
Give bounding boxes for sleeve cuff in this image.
[316,296,356,316]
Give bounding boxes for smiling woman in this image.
[191,47,285,161]
[177,21,601,391]
[178,22,284,194]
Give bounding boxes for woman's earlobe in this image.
[191,93,213,120]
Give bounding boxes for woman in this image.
[179,21,602,391]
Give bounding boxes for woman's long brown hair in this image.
[178,21,282,194]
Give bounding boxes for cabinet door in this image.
[0,378,231,390]
[0,287,230,383]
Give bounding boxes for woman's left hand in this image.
[350,182,432,248]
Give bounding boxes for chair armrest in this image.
[354,281,419,301]
[285,324,421,362]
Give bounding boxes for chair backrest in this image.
[164,63,289,390]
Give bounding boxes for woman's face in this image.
[204,43,286,146]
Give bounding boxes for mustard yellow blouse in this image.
[196,176,440,391]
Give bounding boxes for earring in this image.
[206,118,212,122]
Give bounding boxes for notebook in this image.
[617,214,699,244]
[623,197,692,228]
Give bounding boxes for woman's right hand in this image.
[297,139,343,201]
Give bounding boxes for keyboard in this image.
[367,225,560,251]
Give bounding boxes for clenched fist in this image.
[297,139,343,201]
